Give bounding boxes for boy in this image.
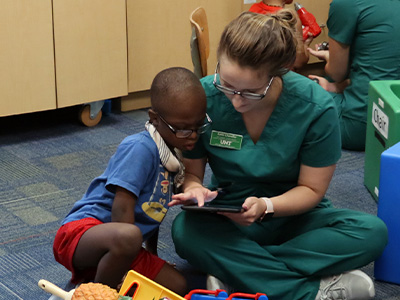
[53,67,209,295]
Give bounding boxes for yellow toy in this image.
[118,270,185,300]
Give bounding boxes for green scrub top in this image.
[327,0,400,123]
[184,72,341,205]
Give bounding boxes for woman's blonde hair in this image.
[217,10,298,76]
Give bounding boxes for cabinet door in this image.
[53,0,128,108]
[0,0,56,117]
[126,0,244,93]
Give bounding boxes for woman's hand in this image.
[218,196,266,226]
[308,75,350,93]
[169,186,218,207]
[308,75,335,92]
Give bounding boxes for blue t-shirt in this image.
[62,131,174,241]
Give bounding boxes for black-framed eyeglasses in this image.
[213,61,275,101]
[157,113,212,139]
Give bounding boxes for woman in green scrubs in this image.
[170,10,387,300]
[308,0,400,150]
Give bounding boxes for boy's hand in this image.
[308,44,329,62]
[304,33,314,48]
[169,186,218,207]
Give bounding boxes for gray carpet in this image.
[0,105,399,299]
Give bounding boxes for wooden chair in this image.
[189,7,209,78]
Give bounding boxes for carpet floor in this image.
[0,106,399,299]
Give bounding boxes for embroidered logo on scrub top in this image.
[141,167,171,222]
[210,130,243,150]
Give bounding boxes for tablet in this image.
[181,203,243,213]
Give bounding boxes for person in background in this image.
[169,10,387,300]
[53,67,211,295]
[308,0,400,150]
[249,0,313,71]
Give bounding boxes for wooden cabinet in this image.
[0,0,56,117]
[53,0,128,108]
[0,0,128,118]
[122,0,245,111]
[0,1,330,116]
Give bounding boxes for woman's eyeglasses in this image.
[158,113,212,139]
[213,62,275,101]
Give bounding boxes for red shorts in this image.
[53,218,166,284]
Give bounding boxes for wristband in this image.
[258,197,274,221]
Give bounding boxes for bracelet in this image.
[258,197,274,222]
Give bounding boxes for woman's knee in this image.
[370,216,388,247]
[171,211,210,258]
[358,214,388,257]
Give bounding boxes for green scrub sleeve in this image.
[327,0,358,45]
[300,105,342,167]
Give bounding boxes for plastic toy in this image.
[118,270,268,300]
[38,280,119,300]
[185,289,268,300]
[294,2,321,40]
[118,270,185,300]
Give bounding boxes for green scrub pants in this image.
[331,92,367,151]
[171,203,387,300]
[339,116,367,151]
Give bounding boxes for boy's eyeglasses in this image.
[212,61,275,101]
[157,113,212,139]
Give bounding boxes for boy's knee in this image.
[172,272,188,296]
[112,225,143,256]
[154,262,188,296]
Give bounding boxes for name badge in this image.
[210,130,243,150]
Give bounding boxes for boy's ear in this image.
[148,108,159,126]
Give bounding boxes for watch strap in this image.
[258,197,274,221]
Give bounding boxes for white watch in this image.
[258,197,274,221]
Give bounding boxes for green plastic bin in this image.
[364,80,400,201]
